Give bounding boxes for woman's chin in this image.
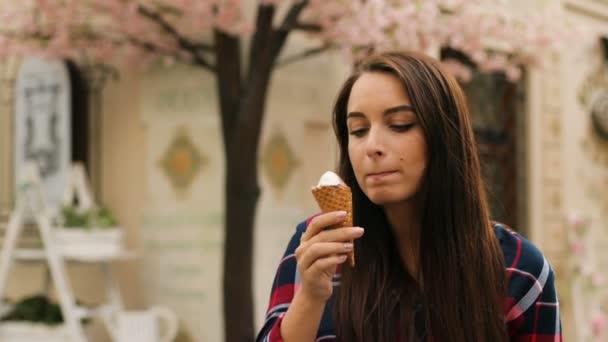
[366,192,404,206]
[364,188,417,207]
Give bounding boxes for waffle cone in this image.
[311,184,355,267]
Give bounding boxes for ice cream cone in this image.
[311,182,355,267]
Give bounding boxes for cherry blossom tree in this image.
[0,1,565,340]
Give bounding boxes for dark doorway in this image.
[66,61,91,172]
[462,71,528,235]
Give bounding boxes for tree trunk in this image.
[217,4,295,339]
[223,158,259,342]
[222,61,275,342]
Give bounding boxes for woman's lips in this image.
[366,171,397,181]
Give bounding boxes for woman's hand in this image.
[295,211,364,302]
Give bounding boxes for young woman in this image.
[256,51,561,341]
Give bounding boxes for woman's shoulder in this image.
[492,222,549,275]
[492,223,561,328]
[492,222,555,304]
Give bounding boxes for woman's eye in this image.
[391,123,415,132]
[349,128,368,137]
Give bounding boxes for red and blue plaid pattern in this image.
[256,218,562,342]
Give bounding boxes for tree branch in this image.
[127,36,216,72]
[247,4,276,78]
[136,5,219,70]
[291,22,322,33]
[269,0,310,61]
[189,53,217,71]
[137,4,214,53]
[278,1,310,33]
[247,0,309,76]
[274,44,335,68]
[214,30,243,150]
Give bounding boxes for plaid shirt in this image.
[256,217,562,342]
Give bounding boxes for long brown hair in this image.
[332,51,508,341]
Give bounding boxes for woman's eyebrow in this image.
[383,105,414,115]
[346,112,366,119]
[347,104,414,119]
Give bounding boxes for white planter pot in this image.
[53,228,124,259]
[0,322,70,342]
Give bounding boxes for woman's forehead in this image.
[347,72,411,111]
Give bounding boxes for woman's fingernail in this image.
[336,211,347,218]
[353,227,364,233]
[343,243,353,251]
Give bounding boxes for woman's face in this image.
[346,72,428,206]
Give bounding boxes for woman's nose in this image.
[365,127,385,158]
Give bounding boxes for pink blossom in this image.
[569,240,585,256]
[591,313,608,337]
[441,0,467,11]
[505,66,522,82]
[441,59,472,83]
[471,49,487,64]
[0,0,574,77]
[259,0,282,5]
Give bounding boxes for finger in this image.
[309,226,364,244]
[309,254,348,274]
[301,211,348,242]
[298,242,353,270]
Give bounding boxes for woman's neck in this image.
[384,201,421,281]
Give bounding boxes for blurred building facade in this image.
[0,0,607,341]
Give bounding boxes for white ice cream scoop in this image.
[317,171,345,187]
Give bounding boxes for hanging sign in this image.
[14,57,72,211]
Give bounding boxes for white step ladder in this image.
[0,163,133,341]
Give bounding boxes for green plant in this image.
[60,206,118,229]
[60,206,88,229]
[1,295,92,326]
[92,207,118,228]
[0,295,63,325]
